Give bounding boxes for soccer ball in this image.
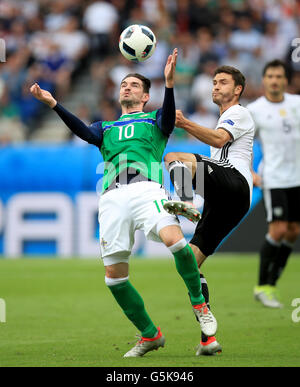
[119,25,157,62]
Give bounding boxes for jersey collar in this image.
[121,111,144,117]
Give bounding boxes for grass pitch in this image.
[0,254,299,367]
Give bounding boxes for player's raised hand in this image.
[175,109,187,128]
[30,83,57,108]
[164,48,178,88]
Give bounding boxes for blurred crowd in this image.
[1,0,300,144]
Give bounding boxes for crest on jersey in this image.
[279,109,287,117]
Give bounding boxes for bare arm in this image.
[252,170,262,187]
[175,110,231,148]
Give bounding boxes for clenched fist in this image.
[175,109,187,129]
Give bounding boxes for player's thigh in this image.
[192,155,239,199]
[130,182,179,242]
[99,188,134,259]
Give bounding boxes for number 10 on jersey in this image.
[119,124,134,140]
[154,199,168,213]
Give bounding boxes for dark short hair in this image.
[262,59,289,79]
[121,73,151,93]
[214,65,246,97]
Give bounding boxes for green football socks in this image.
[107,280,158,338]
[169,239,205,305]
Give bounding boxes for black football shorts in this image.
[190,154,251,257]
[262,186,300,223]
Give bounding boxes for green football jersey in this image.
[100,110,168,192]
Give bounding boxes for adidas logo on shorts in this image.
[208,165,214,175]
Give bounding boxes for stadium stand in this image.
[0,0,299,144]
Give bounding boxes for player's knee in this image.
[287,222,300,241]
[164,152,179,168]
[269,222,288,241]
[104,261,129,281]
[159,225,184,247]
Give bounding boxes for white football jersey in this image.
[210,104,255,196]
[247,93,300,189]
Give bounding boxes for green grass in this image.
[0,254,300,367]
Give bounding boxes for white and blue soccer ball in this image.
[119,25,157,62]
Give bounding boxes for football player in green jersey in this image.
[30,48,217,358]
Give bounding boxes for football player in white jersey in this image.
[248,60,300,309]
[163,66,255,355]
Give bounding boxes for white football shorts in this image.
[98,181,179,265]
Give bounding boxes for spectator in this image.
[217,7,236,32]
[174,32,199,110]
[229,14,262,61]
[0,80,25,143]
[190,60,219,115]
[5,19,28,54]
[229,14,263,85]
[173,0,191,34]
[0,80,19,120]
[17,63,55,129]
[0,50,29,103]
[189,0,217,33]
[83,0,119,58]
[0,0,299,143]
[39,42,72,100]
[260,21,289,63]
[188,102,218,133]
[196,27,220,67]
[52,16,89,66]
[111,0,136,32]
[44,1,70,32]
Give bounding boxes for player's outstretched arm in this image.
[30,83,103,146]
[175,110,231,148]
[156,48,178,137]
[30,83,57,108]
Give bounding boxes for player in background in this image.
[30,48,218,358]
[163,66,255,355]
[248,60,300,308]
